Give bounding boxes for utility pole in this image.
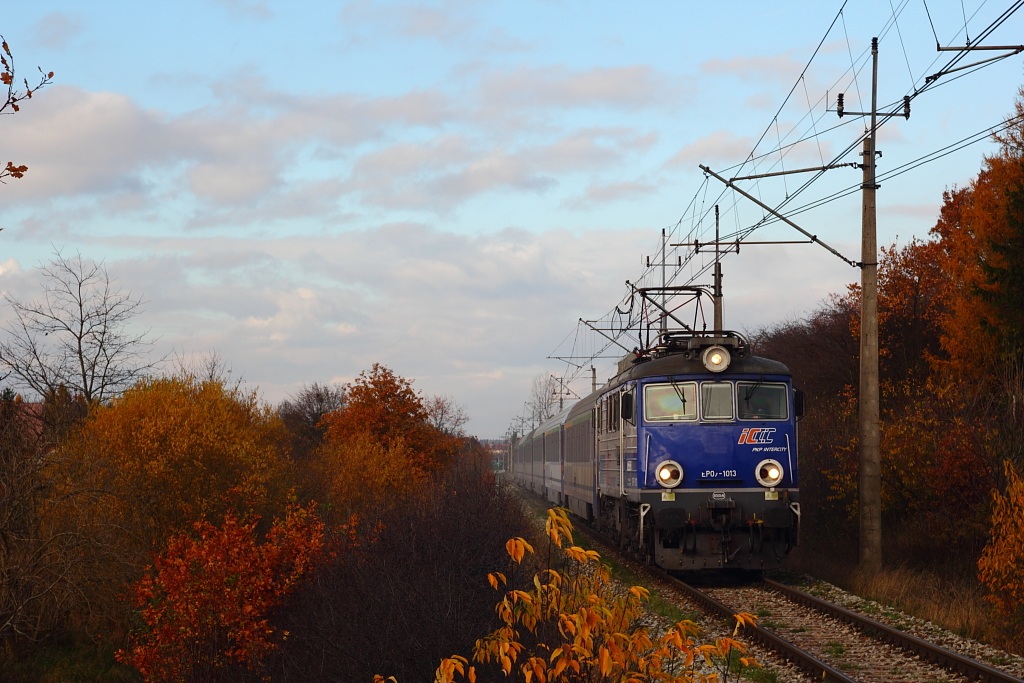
[837,38,885,575]
[858,37,882,576]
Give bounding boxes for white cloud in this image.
[31,12,86,49]
[666,130,756,169]
[480,65,670,112]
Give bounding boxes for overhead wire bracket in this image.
[699,164,860,268]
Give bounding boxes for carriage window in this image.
[644,382,697,422]
[700,382,734,420]
[737,382,789,420]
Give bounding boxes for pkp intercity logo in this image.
[738,427,775,444]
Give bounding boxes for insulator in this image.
[837,93,844,117]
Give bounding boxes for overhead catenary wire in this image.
[540,1,1024,400]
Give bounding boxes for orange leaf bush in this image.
[117,503,325,682]
[380,507,760,683]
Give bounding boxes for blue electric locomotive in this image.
[510,291,802,571]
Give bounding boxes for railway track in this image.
[512,488,1024,682]
[669,574,1023,683]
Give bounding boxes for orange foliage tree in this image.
[61,373,292,543]
[931,88,1024,379]
[978,461,1024,637]
[40,372,295,635]
[309,364,462,525]
[320,363,453,469]
[117,503,325,682]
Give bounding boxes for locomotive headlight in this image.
[656,460,684,488]
[702,345,731,373]
[755,459,784,487]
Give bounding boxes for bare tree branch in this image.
[424,394,469,437]
[529,374,560,424]
[0,250,159,406]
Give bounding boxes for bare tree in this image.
[278,382,347,459]
[528,373,560,425]
[424,393,469,437]
[0,250,157,407]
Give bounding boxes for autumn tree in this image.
[118,504,325,683]
[319,363,454,474]
[0,250,158,416]
[321,364,427,446]
[930,87,1024,384]
[1,34,53,183]
[984,86,1024,352]
[63,373,291,544]
[40,372,294,634]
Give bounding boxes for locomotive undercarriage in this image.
[598,491,799,571]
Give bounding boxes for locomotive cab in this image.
[597,331,801,570]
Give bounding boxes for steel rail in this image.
[763,578,1024,683]
[664,574,859,683]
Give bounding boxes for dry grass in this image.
[790,547,1021,654]
[851,567,999,643]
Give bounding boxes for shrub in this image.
[116,504,324,682]
[386,508,761,683]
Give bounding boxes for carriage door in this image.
[597,392,620,494]
[620,385,637,491]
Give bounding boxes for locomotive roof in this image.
[619,351,791,382]
[564,346,792,423]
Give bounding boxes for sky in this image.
[1,1,1022,438]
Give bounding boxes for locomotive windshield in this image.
[643,379,791,423]
[700,382,734,420]
[738,381,789,419]
[644,382,697,421]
